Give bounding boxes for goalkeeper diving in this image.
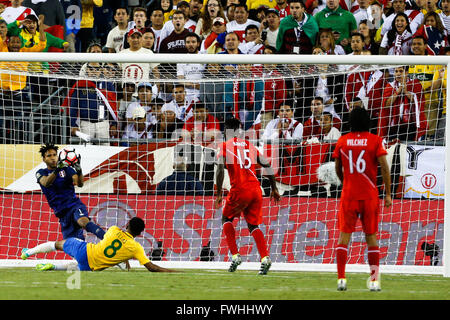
[35,143,106,241]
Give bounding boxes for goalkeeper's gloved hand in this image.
[72,154,82,175]
[56,160,68,172]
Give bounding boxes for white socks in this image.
[26,241,56,256]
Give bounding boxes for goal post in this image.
[0,52,448,277]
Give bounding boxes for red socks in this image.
[223,222,269,260]
[336,244,348,279]
[223,222,238,256]
[368,246,380,281]
[251,228,269,260]
[336,245,380,280]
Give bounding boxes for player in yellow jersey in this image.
[21,217,174,272]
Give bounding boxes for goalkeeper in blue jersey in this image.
[34,143,105,241]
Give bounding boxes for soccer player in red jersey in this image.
[215,118,280,275]
[332,108,392,291]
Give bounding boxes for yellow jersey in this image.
[86,226,150,271]
[0,38,47,91]
[246,0,277,10]
[433,66,447,115]
[409,64,439,101]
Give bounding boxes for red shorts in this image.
[222,186,263,226]
[338,198,380,234]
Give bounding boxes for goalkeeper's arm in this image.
[38,160,67,188]
[71,155,84,188]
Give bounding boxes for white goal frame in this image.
[0,52,448,277]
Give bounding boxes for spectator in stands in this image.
[353,0,377,28]
[7,13,69,103]
[314,0,358,53]
[69,63,119,145]
[154,102,185,139]
[106,7,130,53]
[379,12,413,55]
[122,7,148,50]
[262,104,303,141]
[358,19,379,55]
[274,0,290,20]
[120,28,160,83]
[177,32,205,103]
[226,3,260,42]
[126,82,155,123]
[121,106,156,146]
[259,8,280,48]
[0,16,46,143]
[276,0,318,54]
[438,0,450,36]
[60,0,81,53]
[159,0,198,45]
[302,97,342,139]
[316,28,345,55]
[349,31,365,55]
[155,155,205,196]
[118,82,137,133]
[239,24,265,54]
[166,83,194,122]
[408,36,439,139]
[430,47,450,140]
[73,0,102,52]
[378,65,428,142]
[260,51,286,129]
[150,7,165,53]
[142,27,156,51]
[414,11,446,55]
[200,16,226,53]
[159,10,190,54]
[1,0,37,24]
[225,3,236,22]
[195,0,226,39]
[380,0,423,37]
[162,0,175,23]
[321,111,341,141]
[181,101,221,144]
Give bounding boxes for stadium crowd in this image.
[0,0,447,146]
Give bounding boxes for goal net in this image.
[0,52,448,276]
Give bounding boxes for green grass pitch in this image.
[0,268,449,300]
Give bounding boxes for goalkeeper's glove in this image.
[72,154,82,175]
[55,160,68,173]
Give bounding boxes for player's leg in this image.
[245,191,271,275]
[73,204,105,240]
[336,200,359,290]
[362,199,381,291]
[21,240,66,271]
[222,215,242,272]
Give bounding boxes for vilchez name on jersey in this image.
[346,138,368,146]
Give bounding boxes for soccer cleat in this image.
[337,278,347,291]
[21,248,29,260]
[228,254,242,272]
[35,263,55,271]
[368,280,381,292]
[116,262,128,271]
[258,256,272,275]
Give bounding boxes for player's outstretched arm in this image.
[378,155,392,208]
[144,261,176,272]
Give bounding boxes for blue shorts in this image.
[63,238,92,271]
[58,203,90,240]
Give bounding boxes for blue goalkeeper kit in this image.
[36,166,90,240]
